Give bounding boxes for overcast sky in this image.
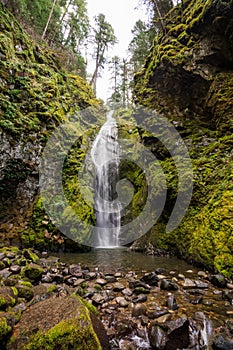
[86,0,149,101]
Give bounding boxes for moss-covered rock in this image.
[21,264,44,282]
[8,296,104,350]
[131,0,233,277]
[0,2,103,249]
[134,0,233,132]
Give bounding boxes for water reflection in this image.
[55,248,198,275]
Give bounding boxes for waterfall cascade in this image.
[91,112,121,248]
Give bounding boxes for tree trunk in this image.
[152,0,166,34]
[42,0,58,40]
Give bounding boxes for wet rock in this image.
[122,288,133,296]
[202,300,213,306]
[116,297,128,307]
[148,309,169,320]
[149,318,190,350]
[140,272,159,286]
[181,278,196,289]
[198,271,207,278]
[155,267,166,274]
[132,294,147,303]
[0,268,12,279]
[134,287,150,295]
[73,278,85,287]
[148,323,166,349]
[21,264,44,282]
[92,293,105,306]
[41,274,53,283]
[105,275,116,283]
[129,280,150,290]
[96,278,107,286]
[166,293,178,310]
[213,334,233,350]
[9,265,21,274]
[195,280,209,289]
[132,303,147,317]
[226,283,233,290]
[160,279,178,291]
[222,291,233,305]
[178,274,185,280]
[113,282,125,292]
[65,276,78,285]
[87,272,97,279]
[68,264,82,277]
[210,274,227,288]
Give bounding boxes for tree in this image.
[141,0,173,32]
[42,0,58,39]
[90,13,117,95]
[128,20,155,73]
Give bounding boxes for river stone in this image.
[134,287,150,295]
[51,274,64,284]
[210,274,227,288]
[122,288,133,296]
[160,279,179,291]
[195,280,209,289]
[181,278,196,289]
[132,303,147,317]
[0,268,12,279]
[166,293,178,310]
[87,272,97,279]
[9,265,21,274]
[132,294,148,303]
[140,272,159,286]
[116,297,128,307]
[68,264,82,277]
[41,274,53,283]
[113,282,125,292]
[96,278,107,286]
[213,334,233,350]
[198,271,207,278]
[92,294,105,305]
[73,278,85,287]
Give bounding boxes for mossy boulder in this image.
[21,264,44,282]
[0,316,12,347]
[0,287,17,311]
[8,296,105,350]
[22,249,39,263]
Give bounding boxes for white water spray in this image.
[91,112,121,248]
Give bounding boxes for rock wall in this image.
[133,0,233,277]
[0,3,101,250]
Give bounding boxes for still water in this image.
[55,248,198,275]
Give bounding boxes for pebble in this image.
[132,303,147,317]
[116,297,128,307]
[113,282,125,292]
[96,278,107,286]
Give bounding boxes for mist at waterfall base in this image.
[91,112,121,248]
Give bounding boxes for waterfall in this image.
[91,112,121,248]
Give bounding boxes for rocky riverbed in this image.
[0,247,233,349]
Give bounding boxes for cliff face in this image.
[135,0,233,132]
[0,3,100,249]
[133,0,233,277]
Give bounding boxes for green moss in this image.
[22,249,39,263]
[22,297,102,350]
[21,264,44,282]
[47,285,57,294]
[0,317,12,341]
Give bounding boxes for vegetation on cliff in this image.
[132,0,233,277]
